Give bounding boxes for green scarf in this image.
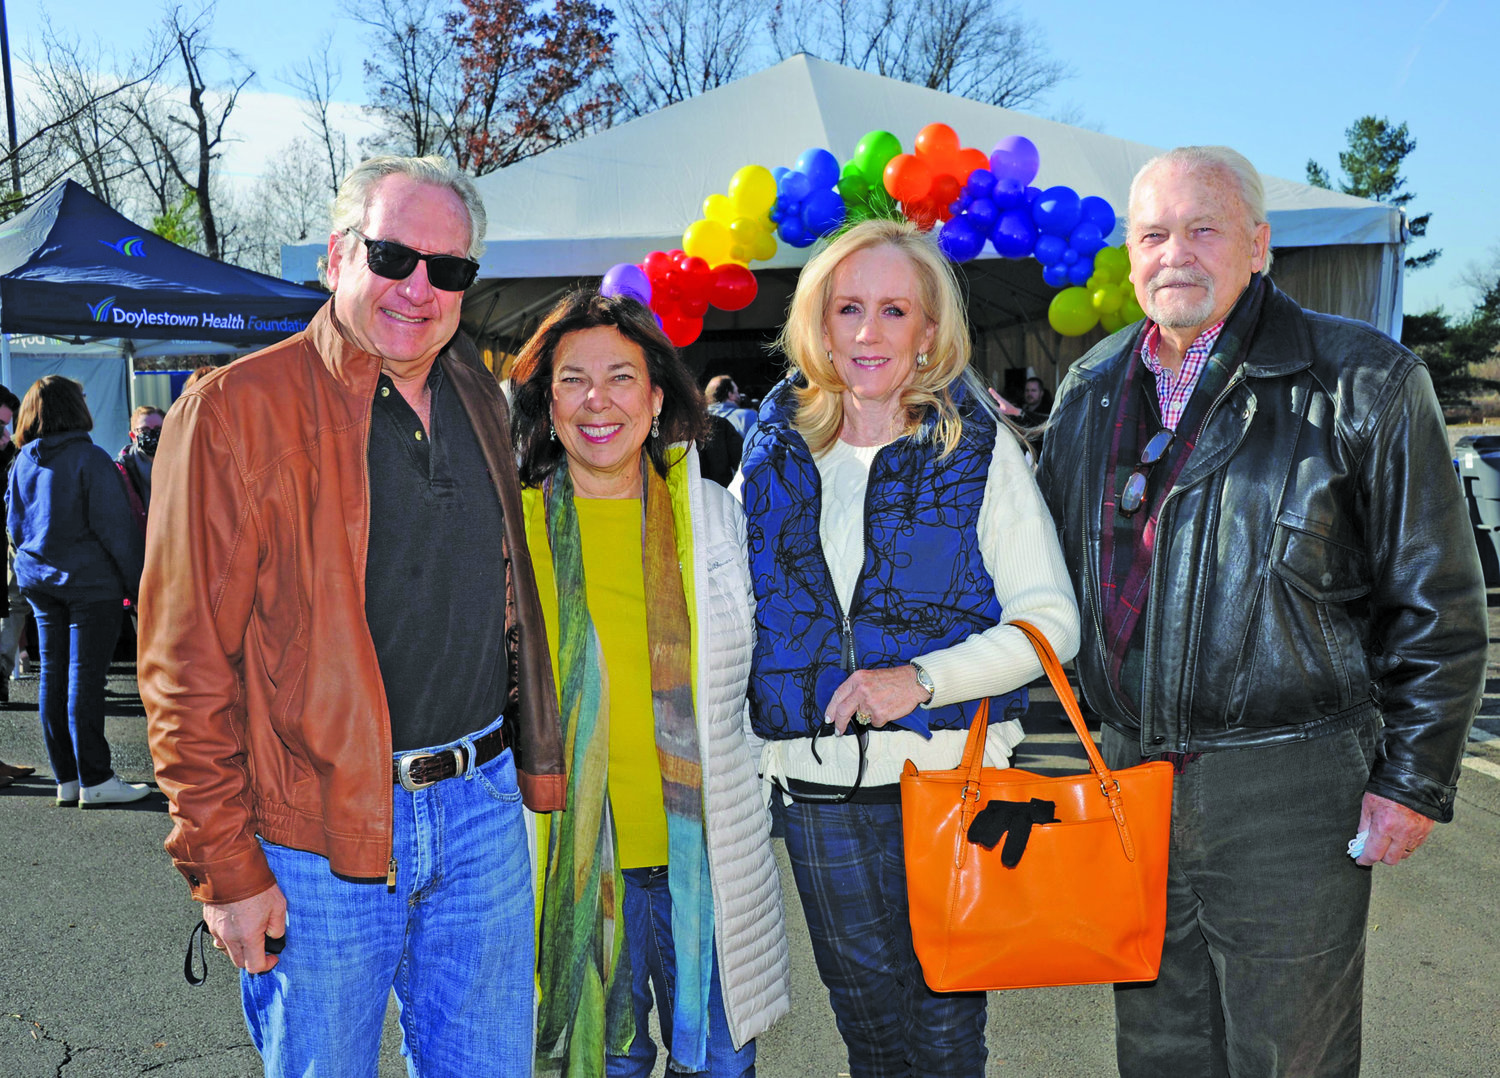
[535,457,715,1076]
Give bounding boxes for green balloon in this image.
[854,130,902,184]
[1048,286,1101,337]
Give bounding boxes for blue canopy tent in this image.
[0,179,328,444]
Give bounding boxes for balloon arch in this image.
[598,123,1144,347]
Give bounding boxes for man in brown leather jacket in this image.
[1038,146,1486,1077]
[140,156,564,1076]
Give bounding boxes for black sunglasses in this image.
[1118,429,1174,517]
[350,231,480,292]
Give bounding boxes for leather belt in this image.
[392,722,512,792]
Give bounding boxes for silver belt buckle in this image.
[396,748,463,792]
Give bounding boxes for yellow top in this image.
[525,496,669,869]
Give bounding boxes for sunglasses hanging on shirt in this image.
[350,231,480,292]
[1117,428,1174,517]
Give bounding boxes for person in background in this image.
[140,155,563,1076]
[706,374,758,443]
[178,365,217,396]
[740,218,1079,1077]
[511,290,790,1076]
[0,381,26,702]
[6,376,146,807]
[1037,145,1486,1077]
[116,405,164,527]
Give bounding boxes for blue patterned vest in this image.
[742,379,1026,740]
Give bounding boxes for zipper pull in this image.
[386,857,398,894]
[841,613,856,672]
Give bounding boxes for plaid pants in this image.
[773,795,987,1078]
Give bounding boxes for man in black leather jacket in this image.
[1037,146,1486,1078]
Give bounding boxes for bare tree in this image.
[345,0,464,158]
[283,38,350,198]
[229,136,332,274]
[609,0,765,117]
[770,0,1067,110]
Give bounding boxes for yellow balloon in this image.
[703,193,735,224]
[752,228,778,262]
[683,218,733,265]
[729,165,777,217]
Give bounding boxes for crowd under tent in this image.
[283,55,1407,399]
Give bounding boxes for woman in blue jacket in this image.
[7,376,146,807]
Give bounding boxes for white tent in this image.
[283,56,1406,386]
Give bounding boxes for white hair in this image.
[1127,145,1273,274]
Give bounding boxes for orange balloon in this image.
[954,147,990,182]
[884,154,933,203]
[915,123,961,163]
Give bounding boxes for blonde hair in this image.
[775,218,971,457]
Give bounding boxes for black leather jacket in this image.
[1037,282,1485,821]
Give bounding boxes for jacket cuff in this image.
[1365,761,1457,824]
[176,845,277,905]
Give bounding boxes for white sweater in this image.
[758,426,1081,792]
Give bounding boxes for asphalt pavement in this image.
[3,620,1499,1076]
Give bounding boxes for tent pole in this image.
[0,331,10,389]
[0,0,19,194]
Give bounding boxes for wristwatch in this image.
[911,661,936,705]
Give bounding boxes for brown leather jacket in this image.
[140,303,565,904]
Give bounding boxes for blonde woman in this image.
[740,218,1079,1077]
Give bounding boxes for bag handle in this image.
[955,620,1140,862]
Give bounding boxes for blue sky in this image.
[8,0,1496,317]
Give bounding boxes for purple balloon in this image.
[1080,195,1117,237]
[601,262,652,305]
[965,168,996,199]
[991,209,1038,259]
[1033,233,1068,266]
[965,197,999,234]
[797,148,841,191]
[1042,262,1070,288]
[938,216,985,262]
[989,135,1040,186]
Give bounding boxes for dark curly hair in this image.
[511,290,710,487]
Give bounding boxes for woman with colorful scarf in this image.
[511,290,790,1077]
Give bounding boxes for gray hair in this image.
[1127,145,1273,274]
[318,155,487,287]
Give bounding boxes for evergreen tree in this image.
[1307,116,1439,272]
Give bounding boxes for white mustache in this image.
[1148,269,1212,293]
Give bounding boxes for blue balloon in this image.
[1069,221,1106,256]
[1042,262,1070,288]
[938,216,984,262]
[1080,195,1117,236]
[1033,233,1068,266]
[779,216,814,248]
[1025,185,1041,205]
[991,209,1037,258]
[1068,259,1094,286]
[802,187,846,236]
[771,166,789,185]
[779,170,812,202]
[1033,185,1082,237]
[775,195,799,217]
[992,177,1025,209]
[797,148,842,191]
[965,197,998,234]
[965,168,996,199]
[1063,248,1079,265]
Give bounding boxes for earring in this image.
[915,352,929,369]
[651,413,661,439]
[549,421,556,441]
[826,349,833,364]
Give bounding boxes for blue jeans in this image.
[242,718,534,1078]
[608,866,754,1077]
[1103,722,1377,1078]
[25,590,122,788]
[773,796,987,1078]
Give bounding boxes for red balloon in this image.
[680,255,714,302]
[660,309,703,348]
[709,263,758,311]
[954,147,989,182]
[642,250,674,283]
[883,154,933,203]
[681,295,709,318]
[904,198,941,232]
[930,174,961,209]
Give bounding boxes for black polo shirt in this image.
[364,360,509,752]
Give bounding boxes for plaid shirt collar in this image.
[1140,320,1225,432]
